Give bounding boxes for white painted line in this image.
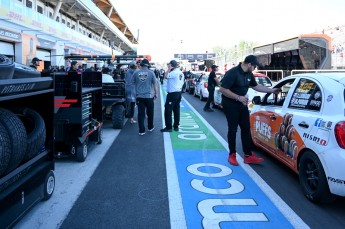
[160,88,187,229]
[183,97,310,229]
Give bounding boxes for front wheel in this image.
[298,150,336,203]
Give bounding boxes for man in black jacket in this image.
[204,65,220,112]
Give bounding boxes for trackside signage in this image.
[160,89,304,228]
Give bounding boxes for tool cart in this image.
[0,56,55,228]
[54,71,103,162]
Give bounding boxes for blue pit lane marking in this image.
[160,85,309,229]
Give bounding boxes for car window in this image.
[288,78,322,111]
[255,77,272,87]
[263,79,295,106]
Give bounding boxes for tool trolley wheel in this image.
[111,104,125,129]
[97,126,103,144]
[76,139,88,162]
[43,170,55,201]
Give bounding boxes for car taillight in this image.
[335,121,345,149]
[204,82,208,88]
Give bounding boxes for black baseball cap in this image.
[169,60,179,67]
[32,57,41,63]
[244,55,262,67]
[71,61,78,66]
[140,58,150,67]
[211,64,219,69]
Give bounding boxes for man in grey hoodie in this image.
[132,59,158,135]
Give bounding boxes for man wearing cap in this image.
[220,55,281,166]
[204,64,220,112]
[160,60,185,132]
[132,58,158,135]
[30,57,41,70]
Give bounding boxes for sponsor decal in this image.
[302,133,327,145]
[255,120,271,140]
[328,177,345,185]
[0,83,36,94]
[314,118,332,130]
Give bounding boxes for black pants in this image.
[164,92,182,129]
[160,77,164,85]
[222,99,252,156]
[204,87,215,109]
[136,98,154,133]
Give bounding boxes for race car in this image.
[250,72,345,203]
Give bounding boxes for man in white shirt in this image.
[161,60,185,132]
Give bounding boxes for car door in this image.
[283,77,325,169]
[251,78,297,167]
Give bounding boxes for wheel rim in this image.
[303,158,319,192]
[83,144,88,158]
[47,176,55,195]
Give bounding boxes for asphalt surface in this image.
[60,95,170,229]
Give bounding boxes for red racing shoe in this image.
[228,153,238,166]
[244,153,264,164]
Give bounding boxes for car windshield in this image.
[255,77,272,87]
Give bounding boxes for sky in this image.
[112,0,345,62]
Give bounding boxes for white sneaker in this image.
[139,132,145,136]
[148,126,155,132]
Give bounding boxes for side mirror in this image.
[252,96,261,105]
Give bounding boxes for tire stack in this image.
[0,55,15,80]
[0,107,46,178]
[274,113,298,160]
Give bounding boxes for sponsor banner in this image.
[174,53,216,61]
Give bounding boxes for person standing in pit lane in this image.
[132,59,158,135]
[219,55,281,166]
[204,64,220,112]
[30,57,41,70]
[159,68,165,85]
[125,61,137,124]
[160,60,185,132]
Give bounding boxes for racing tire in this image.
[111,104,125,129]
[76,140,88,162]
[298,150,336,203]
[10,107,46,161]
[0,108,27,174]
[0,54,14,79]
[0,123,11,177]
[43,170,55,201]
[12,62,40,79]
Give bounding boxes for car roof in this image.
[291,72,345,85]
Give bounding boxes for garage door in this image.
[36,49,51,61]
[0,41,14,56]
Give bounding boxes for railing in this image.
[255,70,284,82]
